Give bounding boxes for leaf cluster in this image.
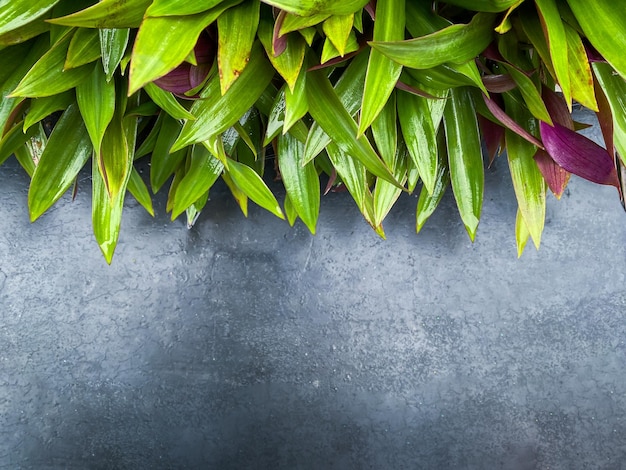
[0,0,625,262]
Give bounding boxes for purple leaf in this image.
[539,121,620,188]
[534,148,570,198]
[541,86,574,130]
[273,10,288,57]
[482,93,544,149]
[593,77,615,158]
[395,80,443,100]
[482,74,517,93]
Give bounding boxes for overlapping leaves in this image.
[0,0,624,262]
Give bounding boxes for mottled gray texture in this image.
[1,110,625,469]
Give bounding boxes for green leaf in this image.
[359,0,405,135]
[503,64,552,124]
[48,0,153,28]
[326,141,372,222]
[76,62,116,156]
[92,154,124,264]
[100,28,130,82]
[283,193,298,226]
[439,0,521,12]
[23,91,74,131]
[28,103,92,221]
[258,19,306,91]
[284,62,308,134]
[566,0,626,80]
[144,82,196,121]
[322,14,354,57]
[10,31,91,98]
[127,167,154,217]
[370,12,496,69]
[150,113,186,192]
[227,159,284,219]
[129,2,238,95]
[146,0,225,17]
[371,94,398,169]
[66,27,101,69]
[303,50,368,162]
[398,90,439,194]
[503,92,545,249]
[171,144,224,219]
[260,0,368,16]
[98,96,130,199]
[320,31,358,64]
[222,171,248,216]
[443,87,484,241]
[14,143,36,177]
[0,16,50,46]
[305,67,400,187]
[172,41,275,151]
[277,132,320,234]
[372,145,407,229]
[534,0,571,107]
[217,0,260,94]
[0,120,40,166]
[416,151,450,233]
[92,89,140,263]
[0,0,61,36]
[280,12,329,35]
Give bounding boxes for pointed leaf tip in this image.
[539,121,619,188]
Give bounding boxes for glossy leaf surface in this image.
[28,103,92,221]
[443,88,484,241]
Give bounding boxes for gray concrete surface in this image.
[1,110,626,469]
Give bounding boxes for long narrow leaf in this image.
[443,87,484,240]
[28,103,92,221]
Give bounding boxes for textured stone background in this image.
[1,110,625,469]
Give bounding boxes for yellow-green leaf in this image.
[66,27,101,69]
[227,159,284,219]
[322,14,353,57]
[503,92,545,249]
[217,0,260,94]
[146,0,225,17]
[535,0,571,107]
[564,22,597,111]
[566,0,626,80]
[258,19,305,91]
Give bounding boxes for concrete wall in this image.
[1,110,625,469]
